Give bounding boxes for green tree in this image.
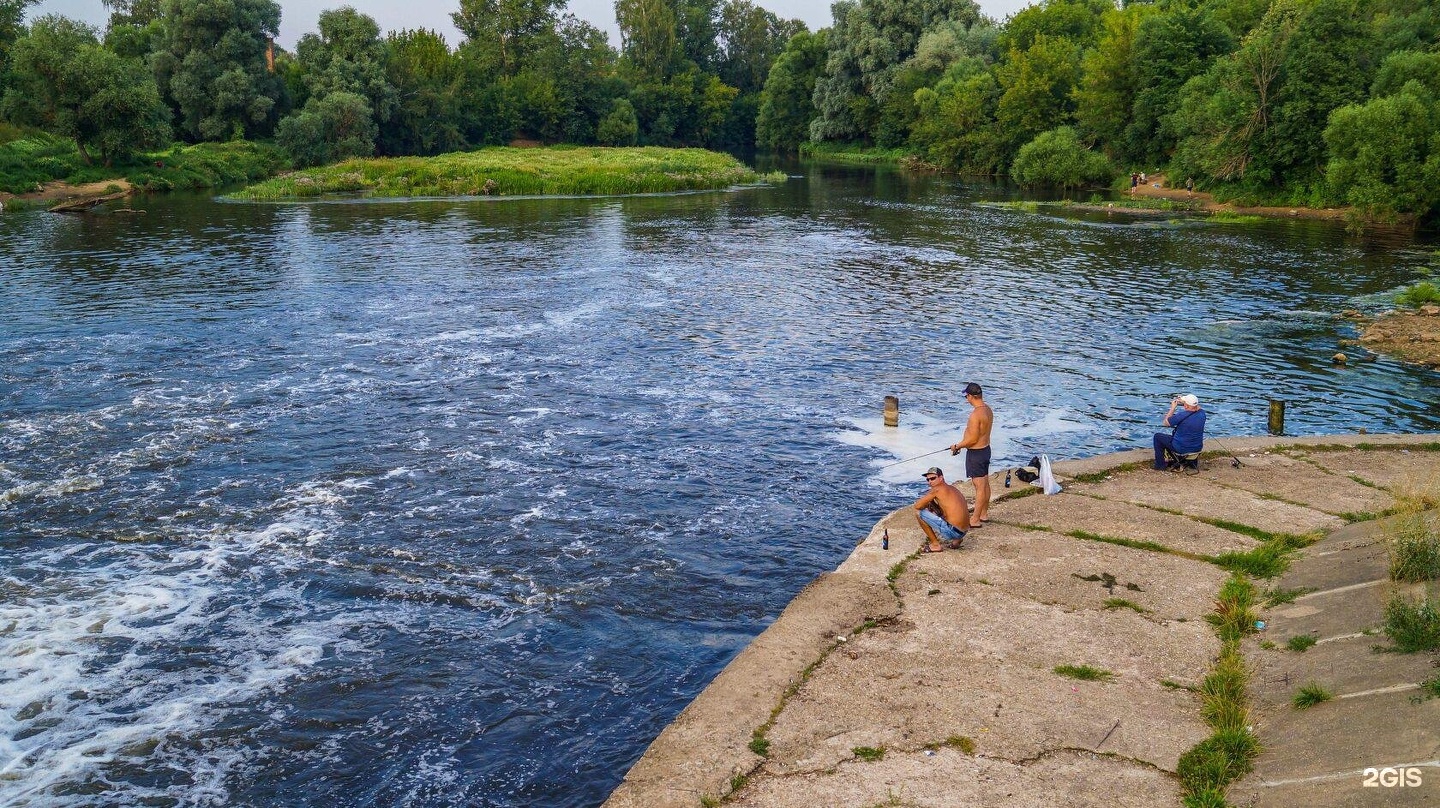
[755,28,827,151]
[596,96,639,143]
[451,0,563,75]
[616,0,677,78]
[1,0,36,95]
[275,89,375,165]
[995,33,1081,164]
[997,0,1109,53]
[3,15,170,164]
[1324,83,1440,221]
[1371,49,1440,98]
[810,0,982,143]
[909,57,1005,171]
[1126,4,1233,163]
[152,0,284,141]
[1010,124,1113,190]
[1073,5,1155,156]
[379,28,466,154]
[296,6,396,123]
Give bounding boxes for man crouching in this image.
[914,467,970,552]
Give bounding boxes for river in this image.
[2,165,1437,807]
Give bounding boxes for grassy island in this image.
[229,147,783,200]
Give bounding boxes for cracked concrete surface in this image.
[602,435,1440,808]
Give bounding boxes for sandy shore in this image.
[1128,173,1349,222]
[604,434,1440,808]
[0,179,134,208]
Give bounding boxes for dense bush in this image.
[1010,126,1112,191]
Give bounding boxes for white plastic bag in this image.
[1037,454,1062,495]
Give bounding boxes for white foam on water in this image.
[839,406,1093,485]
[0,518,364,807]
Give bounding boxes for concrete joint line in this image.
[1314,631,1371,645]
[1259,760,1440,788]
[1336,682,1423,699]
[1294,579,1388,601]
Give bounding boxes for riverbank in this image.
[228,147,784,200]
[1128,173,1350,222]
[604,435,1440,807]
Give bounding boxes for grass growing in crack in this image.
[1387,512,1440,582]
[1206,574,1259,643]
[1054,664,1115,682]
[1068,529,1177,556]
[748,733,769,756]
[1103,597,1148,613]
[1161,679,1196,691]
[923,735,976,754]
[1179,575,1261,806]
[1212,532,1316,579]
[1263,586,1315,607]
[1382,590,1440,652]
[1292,681,1333,709]
[1285,634,1318,652]
[852,746,886,762]
[1071,462,1146,483]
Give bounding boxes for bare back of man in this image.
[949,383,995,523]
[914,468,970,551]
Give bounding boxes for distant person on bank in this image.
[914,467,970,552]
[949,382,994,525]
[1154,394,1206,470]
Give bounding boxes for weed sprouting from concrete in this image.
[1053,664,1115,682]
[1206,575,1259,642]
[1161,679,1196,691]
[1102,597,1148,613]
[1422,674,1440,700]
[1285,634,1318,652]
[1179,575,1261,805]
[1067,530,1176,556]
[852,745,886,762]
[1260,640,1276,649]
[747,734,770,757]
[1382,590,1440,652]
[1292,681,1333,709]
[1262,587,1315,607]
[1386,512,1440,582]
[945,735,976,754]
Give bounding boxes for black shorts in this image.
[965,446,991,479]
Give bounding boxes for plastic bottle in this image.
[1004,469,1012,488]
[882,529,889,550]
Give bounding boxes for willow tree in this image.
[152,0,284,140]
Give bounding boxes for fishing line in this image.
[878,447,952,469]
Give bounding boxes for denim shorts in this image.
[919,509,966,542]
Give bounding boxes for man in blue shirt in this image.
[1154,394,1206,470]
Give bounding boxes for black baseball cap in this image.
[962,382,982,397]
[923,467,943,478]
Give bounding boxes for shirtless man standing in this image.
[948,382,994,526]
[914,467,970,552]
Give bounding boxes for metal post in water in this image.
[883,396,899,427]
[1268,399,1285,436]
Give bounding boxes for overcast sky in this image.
[31,0,1032,50]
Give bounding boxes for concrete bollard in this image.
[883,396,899,427]
[1268,399,1285,436]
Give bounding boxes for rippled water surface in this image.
[3,167,1438,807]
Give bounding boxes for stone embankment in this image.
[603,435,1440,808]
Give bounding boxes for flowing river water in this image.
[2,165,1438,807]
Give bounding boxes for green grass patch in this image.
[1383,591,1440,652]
[1420,674,1440,700]
[0,136,286,195]
[231,146,782,200]
[1388,513,1440,582]
[852,745,886,762]
[1207,210,1266,224]
[1053,664,1115,682]
[747,733,769,756]
[1292,681,1333,709]
[1396,280,1440,307]
[1102,597,1148,613]
[1212,532,1317,579]
[1285,634,1318,652]
[1262,587,1315,607]
[1161,679,1196,691]
[798,142,911,164]
[1206,574,1260,643]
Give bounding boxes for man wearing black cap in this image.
[914,467,970,552]
[948,382,994,526]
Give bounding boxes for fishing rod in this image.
[878,447,952,469]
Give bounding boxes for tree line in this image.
[0,0,801,167]
[2,0,1437,222]
[754,0,1440,223]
